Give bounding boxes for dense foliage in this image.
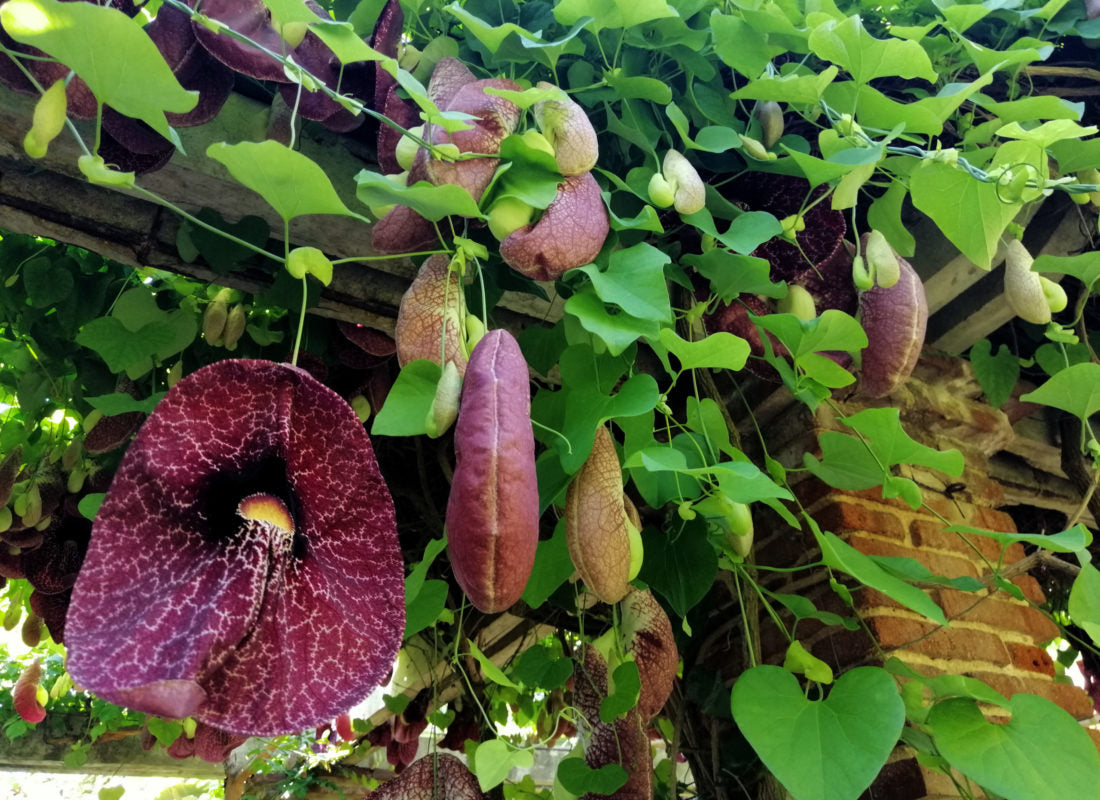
[2,0,1100,798]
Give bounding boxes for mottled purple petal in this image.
[66,359,404,736]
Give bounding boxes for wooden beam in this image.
[0,87,557,333]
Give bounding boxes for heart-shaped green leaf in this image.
[929,695,1100,800]
[731,665,904,800]
[472,739,534,792]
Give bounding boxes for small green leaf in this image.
[86,392,164,416]
[556,759,628,796]
[208,141,360,222]
[467,640,520,689]
[473,740,534,792]
[783,640,833,684]
[355,170,481,221]
[145,717,183,747]
[78,493,105,521]
[404,579,448,639]
[659,329,750,372]
[1069,559,1100,644]
[731,67,839,105]
[682,209,783,254]
[599,661,642,722]
[969,339,1018,408]
[286,247,334,286]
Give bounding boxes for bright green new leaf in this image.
[1019,362,1100,423]
[711,13,785,78]
[659,329,750,372]
[556,759,628,796]
[996,119,1098,150]
[77,155,135,188]
[371,360,441,437]
[146,716,183,746]
[866,182,916,257]
[576,243,672,323]
[600,661,642,722]
[783,640,833,684]
[969,339,1018,408]
[825,75,993,137]
[816,529,947,623]
[554,0,677,33]
[285,247,334,286]
[910,160,1019,268]
[959,37,1044,74]
[1069,559,1100,643]
[808,15,937,84]
[208,141,359,222]
[929,695,1100,800]
[731,67,839,104]
[473,739,533,792]
[78,493,105,521]
[731,666,904,800]
[355,170,481,221]
[1,0,197,145]
[467,640,520,690]
[446,4,588,70]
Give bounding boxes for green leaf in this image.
[682,209,783,254]
[732,66,839,105]
[599,661,642,722]
[510,641,573,690]
[576,243,672,323]
[208,141,360,222]
[941,524,1092,554]
[929,695,1100,800]
[968,339,1018,408]
[1034,251,1100,292]
[405,537,448,602]
[1,0,197,145]
[659,328,749,372]
[808,15,937,84]
[472,739,534,792]
[553,0,677,33]
[556,759,628,796]
[522,518,575,608]
[355,170,481,221]
[682,250,784,302]
[371,360,441,437]
[731,666,905,800]
[1019,362,1100,423]
[76,311,196,380]
[565,290,660,356]
[604,70,673,105]
[467,640,520,690]
[909,160,1020,268]
[638,517,718,618]
[77,493,105,521]
[86,392,164,416]
[816,528,947,624]
[872,556,985,592]
[404,579,448,639]
[145,717,183,747]
[22,256,73,308]
[764,590,859,630]
[1069,559,1100,643]
[997,119,1098,150]
[885,658,1008,706]
[866,182,915,258]
[783,640,833,684]
[711,12,785,78]
[176,210,270,275]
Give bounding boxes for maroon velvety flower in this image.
[65,359,404,736]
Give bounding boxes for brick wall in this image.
[748,356,1096,799]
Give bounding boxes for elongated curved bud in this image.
[621,588,678,722]
[662,150,706,214]
[533,82,599,176]
[1003,239,1051,325]
[202,289,231,345]
[445,330,539,613]
[566,426,632,604]
[778,284,817,320]
[865,230,900,288]
[222,305,247,351]
[426,361,462,439]
[859,249,928,398]
[13,659,45,723]
[24,80,67,159]
[1039,275,1068,314]
[755,101,784,149]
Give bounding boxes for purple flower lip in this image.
[65,359,405,736]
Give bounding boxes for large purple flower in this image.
[65,360,404,736]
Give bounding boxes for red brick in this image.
[815,501,906,541]
[921,496,970,523]
[849,533,980,580]
[975,507,1016,532]
[956,469,1006,507]
[935,590,1061,642]
[1008,643,1055,676]
[1012,575,1047,605]
[873,617,1010,665]
[911,519,1002,562]
[808,627,877,673]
